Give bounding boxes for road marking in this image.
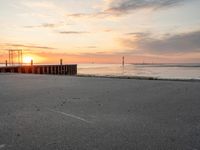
[48,109,92,124]
[0,144,5,149]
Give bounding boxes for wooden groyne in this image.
[0,64,77,75]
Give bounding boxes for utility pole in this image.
[8,49,23,66]
[8,50,10,65]
[21,50,23,66]
[5,60,8,67]
[122,56,125,66]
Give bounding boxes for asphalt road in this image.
[0,74,200,150]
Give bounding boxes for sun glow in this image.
[23,56,33,64]
[22,54,46,64]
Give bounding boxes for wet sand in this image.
[0,74,200,150]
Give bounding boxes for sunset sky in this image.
[0,0,200,64]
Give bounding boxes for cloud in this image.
[5,43,55,50]
[86,46,97,49]
[105,0,185,15]
[67,12,108,19]
[24,23,62,29]
[59,31,89,34]
[68,13,90,18]
[125,32,151,37]
[122,30,200,54]
[67,0,186,18]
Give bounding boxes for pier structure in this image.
[0,64,77,75]
[0,49,77,75]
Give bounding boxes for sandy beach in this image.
[0,74,200,150]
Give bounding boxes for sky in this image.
[0,0,200,64]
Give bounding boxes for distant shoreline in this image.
[131,63,200,67]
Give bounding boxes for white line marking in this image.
[0,144,5,149]
[48,109,92,124]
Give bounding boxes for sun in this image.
[23,56,33,64]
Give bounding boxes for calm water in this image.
[78,64,200,80]
[1,63,200,80]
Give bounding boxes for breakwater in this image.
[0,64,77,75]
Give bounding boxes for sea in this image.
[78,63,200,80]
[1,63,200,80]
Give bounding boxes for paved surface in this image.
[0,74,200,150]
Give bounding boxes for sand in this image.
[0,74,200,150]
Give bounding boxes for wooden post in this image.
[60,59,63,74]
[20,50,22,65]
[122,56,124,66]
[52,66,55,74]
[43,67,45,74]
[65,65,67,75]
[56,66,58,74]
[31,60,33,73]
[37,67,40,74]
[44,66,46,74]
[50,66,52,74]
[58,66,60,74]
[8,50,10,66]
[48,66,50,74]
[47,66,49,74]
[31,59,33,66]
[18,67,21,73]
[18,51,20,65]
